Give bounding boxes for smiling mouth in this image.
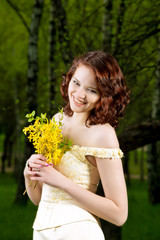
[73,96,86,105]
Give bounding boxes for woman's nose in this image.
[76,87,86,99]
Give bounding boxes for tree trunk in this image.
[15,140,34,205]
[101,220,122,240]
[49,0,72,115]
[48,0,57,115]
[12,76,22,179]
[102,0,113,51]
[113,0,125,56]
[27,0,44,112]
[1,129,14,173]
[140,147,144,182]
[147,142,160,203]
[118,120,160,154]
[147,35,160,204]
[55,0,72,66]
[7,137,13,167]
[134,149,138,165]
[15,0,44,205]
[1,132,9,173]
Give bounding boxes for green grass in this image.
[122,180,160,240]
[0,173,37,240]
[0,173,160,240]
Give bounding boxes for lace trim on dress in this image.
[72,145,123,159]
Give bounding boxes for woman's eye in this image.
[88,89,97,94]
[73,80,80,86]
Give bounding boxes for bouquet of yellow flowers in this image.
[23,110,72,194]
[23,109,72,165]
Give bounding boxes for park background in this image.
[0,0,160,239]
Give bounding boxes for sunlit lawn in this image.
[0,173,37,240]
[0,172,160,240]
[122,179,160,240]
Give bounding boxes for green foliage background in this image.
[0,0,159,129]
[0,0,160,239]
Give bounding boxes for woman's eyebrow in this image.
[73,76,80,82]
[73,76,98,90]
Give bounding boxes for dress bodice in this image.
[33,145,123,230]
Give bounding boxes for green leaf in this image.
[26,113,31,118]
[31,110,35,117]
[26,111,35,119]
[41,113,46,119]
[28,117,34,122]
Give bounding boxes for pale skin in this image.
[24,64,128,226]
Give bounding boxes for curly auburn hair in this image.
[60,51,130,128]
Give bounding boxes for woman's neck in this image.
[71,112,89,126]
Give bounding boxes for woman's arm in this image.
[62,157,128,226]
[24,170,42,206]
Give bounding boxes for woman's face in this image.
[68,64,100,114]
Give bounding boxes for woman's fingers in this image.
[28,169,41,176]
[29,169,44,181]
[27,154,48,168]
[29,161,47,169]
[32,154,47,162]
[30,154,47,162]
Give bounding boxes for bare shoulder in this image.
[90,123,119,149]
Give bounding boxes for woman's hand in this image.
[24,154,68,189]
[24,154,48,178]
[23,154,49,205]
[29,164,67,189]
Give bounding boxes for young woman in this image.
[24,51,130,240]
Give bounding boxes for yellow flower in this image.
[23,110,72,195]
[23,110,72,165]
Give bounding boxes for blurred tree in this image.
[55,0,72,65]
[102,0,112,51]
[0,0,29,173]
[118,119,160,153]
[48,0,57,115]
[140,147,145,182]
[15,0,45,205]
[1,131,13,173]
[48,0,72,116]
[147,34,160,204]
